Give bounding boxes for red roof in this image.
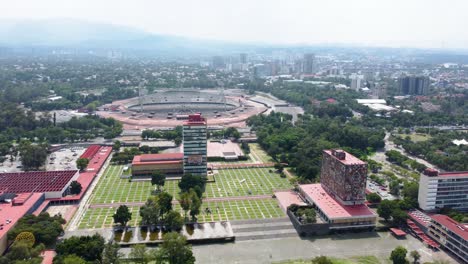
[79,145,101,160]
[323,150,366,165]
[132,153,183,165]
[184,114,206,125]
[49,146,112,202]
[390,228,407,236]
[431,214,468,241]
[0,193,44,242]
[0,170,78,193]
[438,171,468,178]
[299,184,376,219]
[275,191,306,212]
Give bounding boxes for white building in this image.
[418,169,468,211]
[350,74,364,91]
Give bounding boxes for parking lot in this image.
[46,146,86,171]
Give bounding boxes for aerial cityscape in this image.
[0,1,467,264]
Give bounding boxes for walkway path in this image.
[66,153,114,231]
[88,194,279,209]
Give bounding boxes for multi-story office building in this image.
[183,114,207,176]
[303,53,315,74]
[320,149,368,205]
[418,168,468,211]
[350,74,364,91]
[427,214,468,263]
[398,75,430,95]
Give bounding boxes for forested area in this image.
[393,131,467,171]
[247,112,385,181]
[0,102,122,162]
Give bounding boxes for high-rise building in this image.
[303,53,315,74]
[398,75,430,95]
[418,168,468,211]
[320,149,368,205]
[183,114,207,176]
[239,53,247,64]
[350,74,364,91]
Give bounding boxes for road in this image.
[384,132,437,169]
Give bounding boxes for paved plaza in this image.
[191,232,455,264]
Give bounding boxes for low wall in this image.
[287,210,330,236]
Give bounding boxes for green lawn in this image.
[396,133,431,142]
[91,166,291,204]
[77,199,285,229]
[249,143,274,163]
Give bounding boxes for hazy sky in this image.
[3,0,468,49]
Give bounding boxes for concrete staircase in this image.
[230,217,298,241]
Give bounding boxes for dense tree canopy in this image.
[248,112,385,181]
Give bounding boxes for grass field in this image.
[395,133,431,142]
[91,165,291,204]
[249,143,274,163]
[78,198,285,229]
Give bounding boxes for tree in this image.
[69,181,82,195]
[102,241,123,264]
[391,209,408,227]
[19,142,48,170]
[367,193,382,204]
[55,234,105,262]
[179,192,192,220]
[155,232,195,264]
[390,246,408,264]
[157,191,173,218]
[14,232,35,247]
[410,250,421,264]
[129,244,151,264]
[189,192,202,221]
[151,170,165,191]
[274,162,284,172]
[2,241,44,264]
[76,158,89,171]
[140,197,162,226]
[377,200,397,222]
[113,140,121,152]
[8,213,65,247]
[113,205,132,228]
[390,180,401,196]
[63,254,87,264]
[165,211,184,231]
[178,174,206,194]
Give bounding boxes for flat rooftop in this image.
[299,184,376,219]
[0,170,78,193]
[133,153,183,165]
[0,193,44,240]
[323,150,366,165]
[207,140,244,158]
[438,171,468,178]
[275,191,306,212]
[431,214,468,241]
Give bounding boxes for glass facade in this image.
[183,123,207,176]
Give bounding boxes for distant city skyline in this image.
[2,0,468,49]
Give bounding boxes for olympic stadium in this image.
[97,89,268,129]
